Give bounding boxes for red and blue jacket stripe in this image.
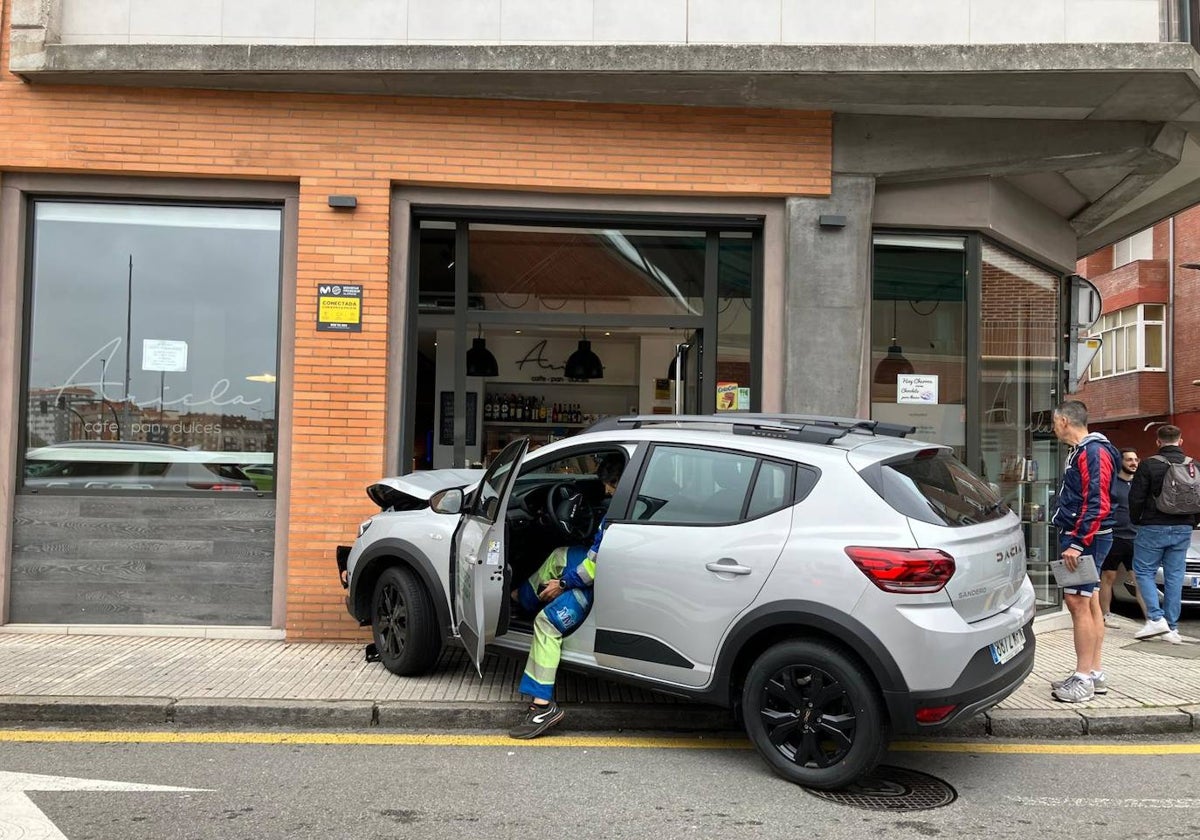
[1051,433,1121,552]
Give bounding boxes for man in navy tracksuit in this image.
[1050,400,1120,703]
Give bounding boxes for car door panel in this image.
[453,437,528,675]
[593,506,793,688]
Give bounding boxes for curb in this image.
[1,696,1198,739]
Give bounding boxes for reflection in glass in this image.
[464,224,705,318]
[23,201,282,493]
[717,233,753,411]
[870,234,967,459]
[978,242,1061,610]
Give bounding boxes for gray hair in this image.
[1053,400,1088,429]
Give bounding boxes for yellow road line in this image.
[0,730,749,749]
[0,729,1198,755]
[891,740,1200,755]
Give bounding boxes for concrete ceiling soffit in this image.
[1076,129,1200,254]
[1062,166,1137,202]
[834,115,1170,183]
[1004,172,1091,217]
[13,42,1200,117]
[1068,123,1186,237]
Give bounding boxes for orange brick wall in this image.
[0,7,832,640]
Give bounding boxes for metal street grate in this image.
[804,766,957,811]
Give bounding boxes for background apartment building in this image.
[1076,207,1200,452]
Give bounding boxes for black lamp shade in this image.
[873,342,914,384]
[565,339,604,380]
[466,337,499,377]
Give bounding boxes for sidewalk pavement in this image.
[0,616,1198,739]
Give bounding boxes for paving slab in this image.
[1,625,1199,739]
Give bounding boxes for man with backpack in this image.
[1129,424,1200,644]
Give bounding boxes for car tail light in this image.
[844,546,956,594]
[915,704,957,724]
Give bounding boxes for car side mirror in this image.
[430,488,464,515]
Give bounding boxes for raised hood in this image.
[366,469,484,510]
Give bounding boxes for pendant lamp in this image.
[873,299,914,384]
[465,325,499,378]
[565,329,604,380]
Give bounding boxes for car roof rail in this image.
[586,414,915,445]
[730,413,915,439]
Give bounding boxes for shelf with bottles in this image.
[485,420,589,430]
[482,392,596,426]
[486,379,636,388]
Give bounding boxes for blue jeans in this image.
[1133,525,1193,629]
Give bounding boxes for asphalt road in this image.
[2,731,1199,840]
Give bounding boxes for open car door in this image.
[453,436,529,675]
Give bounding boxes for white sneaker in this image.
[1135,618,1171,639]
[1103,613,1121,629]
[1163,630,1183,645]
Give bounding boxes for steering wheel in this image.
[544,482,596,544]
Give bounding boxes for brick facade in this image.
[0,7,833,639]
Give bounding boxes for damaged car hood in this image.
[366,469,484,510]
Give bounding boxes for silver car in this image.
[1111,530,1200,610]
[336,414,1036,789]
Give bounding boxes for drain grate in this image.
[804,765,957,811]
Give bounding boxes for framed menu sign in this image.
[439,391,478,446]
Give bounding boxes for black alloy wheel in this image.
[370,566,441,676]
[742,639,886,790]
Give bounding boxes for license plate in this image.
[1188,576,1200,588]
[989,629,1025,666]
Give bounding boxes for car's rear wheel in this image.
[370,566,441,676]
[741,639,887,790]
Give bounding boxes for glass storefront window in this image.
[23,201,282,493]
[717,232,754,412]
[870,234,968,460]
[416,223,706,318]
[979,242,1061,610]
[409,215,760,470]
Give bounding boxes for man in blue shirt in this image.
[1098,447,1145,626]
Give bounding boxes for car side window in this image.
[746,460,796,519]
[632,446,757,524]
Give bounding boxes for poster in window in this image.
[439,391,478,446]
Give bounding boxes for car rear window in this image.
[880,451,1007,527]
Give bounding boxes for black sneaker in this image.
[509,702,564,739]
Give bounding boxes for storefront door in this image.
[405,214,759,470]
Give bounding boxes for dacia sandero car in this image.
[336,414,1035,790]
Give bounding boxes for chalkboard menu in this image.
[439,391,478,446]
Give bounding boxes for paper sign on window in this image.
[142,339,188,372]
[897,374,938,404]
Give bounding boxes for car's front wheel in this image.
[370,566,441,676]
[741,639,887,790]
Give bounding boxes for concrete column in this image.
[783,175,874,418]
[9,0,61,72]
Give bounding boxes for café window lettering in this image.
[22,201,282,494]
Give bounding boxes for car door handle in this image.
[706,559,752,576]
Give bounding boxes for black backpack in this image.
[1150,455,1200,515]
